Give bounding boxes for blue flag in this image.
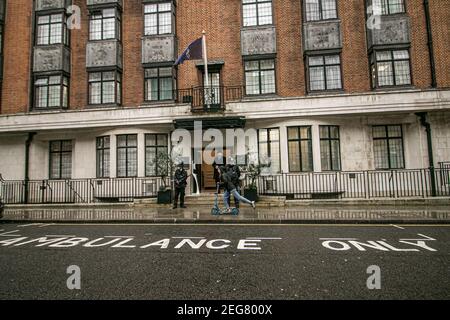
[174,37,203,66]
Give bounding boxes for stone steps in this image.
[134,195,286,207]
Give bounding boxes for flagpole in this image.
[202,30,210,109]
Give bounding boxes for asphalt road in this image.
[0,222,449,300]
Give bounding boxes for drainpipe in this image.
[424,0,437,88]
[24,132,36,204]
[416,113,436,196]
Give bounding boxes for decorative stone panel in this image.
[303,21,342,52]
[35,0,72,11]
[87,0,122,7]
[367,15,411,48]
[142,35,177,64]
[86,40,123,69]
[241,26,276,56]
[33,45,71,73]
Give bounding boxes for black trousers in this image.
[174,187,186,207]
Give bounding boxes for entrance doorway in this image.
[192,148,231,193]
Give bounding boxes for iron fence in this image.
[0,177,169,205]
[242,169,450,200]
[1,169,449,204]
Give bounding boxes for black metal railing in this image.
[242,169,450,200]
[175,86,244,111]
[0,177,169,205]
[1,169,449,205]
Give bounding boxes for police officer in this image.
[173,162,188,209]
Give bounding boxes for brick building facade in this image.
[0,0,449,203]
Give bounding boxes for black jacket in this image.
[174,168,188,188]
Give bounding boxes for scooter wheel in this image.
[211,208,221,216]
[231,209,239,216]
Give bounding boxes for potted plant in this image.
[243,163,262,202]
[243,156,272,202]
[152,151,174,204]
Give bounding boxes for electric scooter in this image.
[211,183,239,216]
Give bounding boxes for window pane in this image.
[260,70,275,94]
[305,0,320,21]
[36,86,48,108]
[377,62,394,86]
[373,126,387,138]
[103,17,116,39]
[288,127,299,140]
[322,0,337,19]
[389,139,404,169]
[128,135,137,147]
[260,59,275,69]
[89,83,101,104]
[48,85,61,107]
[300,127,311,139]
[243,4,257,27]
[331,140,341,170]
[146,78,159,101]
[288,141,301,172]
[160,77,173,100]
[50,154,61,179]
[321,140,331,171]
[117,135,127,147]
[146,148,157,176]
[393,50,409,60]
[60,152,72,178]
[117,149,127,177]
[387,125,402,138]
[37,24,50,45]
[325,55,340,65]
[376,51,392,61]
[159,12,172,34]
[258,2,273,25]
[245,61,259,71]
[102,81,115,104]
[309,56,324,66]
[326,65,342,89]
[245,71,260,95]
[259,130,268,142]
[374,139,389,169]
[127,148,137,177]
[394,60,411,85]
[310,67,325,91]
[301,140,313,171]
[145,14,158,35]
[90,19,102,40]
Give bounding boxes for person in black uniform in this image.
[213,152,226,192]
[173,162,188,209]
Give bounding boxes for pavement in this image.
[0,223,449,299]
[1,203,450,224]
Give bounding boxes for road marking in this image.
[104,236,135,238]
[45,235,76,238]
[245,237,283,240]
[0,230,22,237]
[33,223,450,227]
[38,223,55,228]
[391,224,405,230]
[172,237,205,239]
[18,223,43,228]
[400,234,436,241]
[319,238,358,240]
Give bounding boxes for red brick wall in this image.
[70,0,88,110]
[339,0,371,93]
[274,0,305,97]
[1,0,33,114]
[430,0,450,88]
[1,0,450,115]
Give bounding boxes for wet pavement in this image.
[1,205,450,224]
